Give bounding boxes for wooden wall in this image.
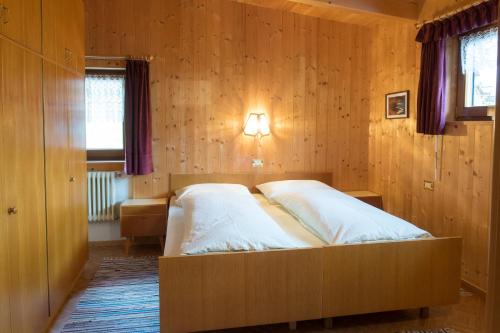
[368,0,493,291]
[85,0,372,198]
[86,0,493,291]
[419,0,479,21]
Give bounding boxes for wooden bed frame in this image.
[159,173,462,333]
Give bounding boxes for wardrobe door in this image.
[1,39,48,333]
[68,71,88,272]
[42,0,84,72]
[0,39,12,333]
[43,61,72,314]
[0,0,42,52]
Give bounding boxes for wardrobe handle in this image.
[2,6,8,24]
[7,207,17,215]
[64,48,73,63]
[69,176,75,182]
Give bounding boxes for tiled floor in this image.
[49,243,486,333]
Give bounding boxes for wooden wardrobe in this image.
[0,0,87,332]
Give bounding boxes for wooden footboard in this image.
[322,237,462,317]
[159,248,324,332]
[159,237,462,333]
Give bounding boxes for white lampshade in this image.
[243,113,260,136]
[258,114,270,136]
[243,113,270,137]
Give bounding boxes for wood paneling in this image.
[44,61,88,316]
[418,0,478,23]
[0,38,49,333]
[0,0,41,52]
[86,0,372,198]
[368,2,493,291]
[86,0,491,292]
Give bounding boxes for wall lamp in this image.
[243,113,270,138]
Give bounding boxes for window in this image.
[457,26,498,120]
[85,71,125,160]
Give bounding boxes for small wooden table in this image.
[344,190,383,210]
[120,198,167,254]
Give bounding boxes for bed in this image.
[159,173,462,333]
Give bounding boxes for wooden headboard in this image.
[169,172,332,193]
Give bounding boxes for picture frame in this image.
[385,90,409,119]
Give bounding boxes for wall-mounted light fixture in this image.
[243,113,270,138]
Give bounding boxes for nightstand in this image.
[120,198,168,254]
[344,190,383,210]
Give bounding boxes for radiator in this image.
[87,171,117,222]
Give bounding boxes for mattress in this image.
[164,193,325,256]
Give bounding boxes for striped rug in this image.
[62,256,160,333]
[398,329,459,333]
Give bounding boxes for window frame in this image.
[456,24,496,121]
[85,68,126,162]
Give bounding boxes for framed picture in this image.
[386,90,409,119]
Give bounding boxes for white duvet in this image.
[178,189,304,254]
[257,180,431,244]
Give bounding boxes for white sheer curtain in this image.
[461,27,498,74]
[460,27,498,106]
[85,74,125,149]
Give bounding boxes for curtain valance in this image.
[415,0,498,135]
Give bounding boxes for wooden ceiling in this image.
[236,0,425,25]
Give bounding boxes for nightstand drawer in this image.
[121,214,167,237]
[121,204,166,216]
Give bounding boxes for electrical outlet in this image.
[252,159,264,168]
[424,180,434,191]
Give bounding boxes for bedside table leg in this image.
[124,238,131,255]
[324,318,333,329]
[159,236,165,252]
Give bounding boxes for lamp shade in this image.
[258,114,270,136]
[243,113,270,137]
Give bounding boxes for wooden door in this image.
[0,0,42,52]
[68,70,88,274]
[1,39,48,333]
[0,38,12,333]
[45,64,87,315]
[43,61,73,314]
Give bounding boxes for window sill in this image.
[446,119,494,126]
[87,160,125,172]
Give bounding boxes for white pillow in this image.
[175,183,250,205]
[180,191,303,254]
[256,180,330,203]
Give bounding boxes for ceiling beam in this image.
[293,0,421,20]
[237,0,422,25]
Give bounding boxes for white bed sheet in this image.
[164,194,325,256]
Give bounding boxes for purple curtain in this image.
[415,0,498,135]
[125,60,153,175]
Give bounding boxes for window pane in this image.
[461,28,498,107]
[85,74,125,150]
